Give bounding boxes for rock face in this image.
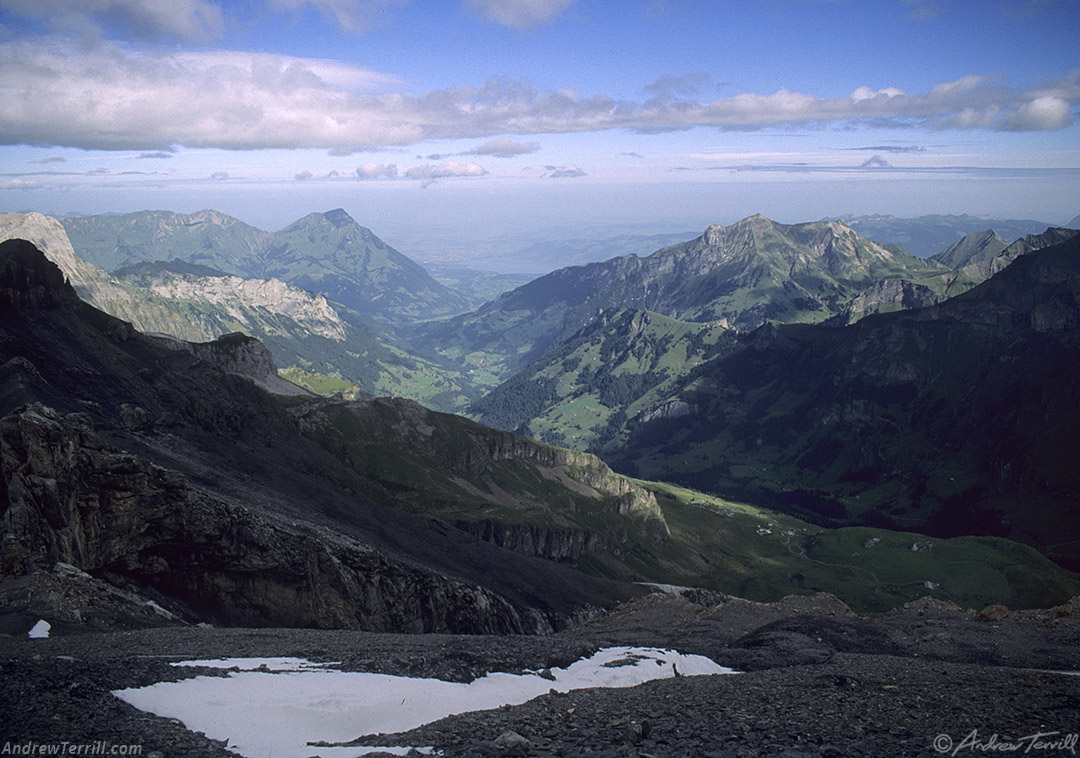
[0,402,545,633]
[0,238,79,309]
[0,212,352,345]
[117,263,349,342]
[0,240,640,635]
[454,521,612,561]
[0,214,219,341]
[152,332,314,397]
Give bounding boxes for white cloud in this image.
[0,0,223,42]
[355,162,398,179]
[468,0,575,29]
[547,164,586,178]
[997,95,1073,131]
[0,41,1075,155]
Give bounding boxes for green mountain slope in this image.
[60,209,271,275]
[604,235,1080,570]
[294,387,1080,612]
[471,308,736,451]
[838,213,1056,257]
[930,229,1009,268]
[265,209,471,322]
[472,231,1080,468]
[415,215,949,389]
[61,208,473,325]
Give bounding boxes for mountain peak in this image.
[0,238,79,309]
[322,208,355,228]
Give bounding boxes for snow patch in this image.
[115,646,735,757]
[28,620,51,639]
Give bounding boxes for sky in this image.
[0,0,1078,254]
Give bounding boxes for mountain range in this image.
[468,227,1080,570]
[0,212,477,410]
[835,213,1061,258]
[60,208,471,324]
[7,205,1079,583]
[607,233,1080,568]
[414,215,1062,391]
[3,236,1076,636]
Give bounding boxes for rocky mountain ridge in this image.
[119,263,349,341]
[0,238,644,633]
[836,212,1058,257]
[1,212,349,344]
[413,215,951,387]
[61,208,471,323]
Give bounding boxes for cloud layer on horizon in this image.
[0,40,1076,155]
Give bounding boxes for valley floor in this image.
[2,592,1078,758]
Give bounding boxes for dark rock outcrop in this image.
[0,403,546,633]
[0,240,641,635]
[454,520,612,561]
[0,239,79,310]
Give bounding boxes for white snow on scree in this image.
[115,646,736,757]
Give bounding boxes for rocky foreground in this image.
[2,592,1078,757]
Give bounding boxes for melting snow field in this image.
[114,646,736,757]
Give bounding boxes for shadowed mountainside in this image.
[604,234,1080,569]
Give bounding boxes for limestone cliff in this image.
[0,404,542,633]
[0,212,350,345]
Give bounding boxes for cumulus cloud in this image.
[0,41,1075,154]
[355,162,398,179]
[0,0,224,42]
[996,95,1073,131]
[546,164,586,178]
[468,0,575,29]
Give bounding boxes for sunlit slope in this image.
[414,215,948,388]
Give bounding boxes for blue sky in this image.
[1,0,1078,251]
